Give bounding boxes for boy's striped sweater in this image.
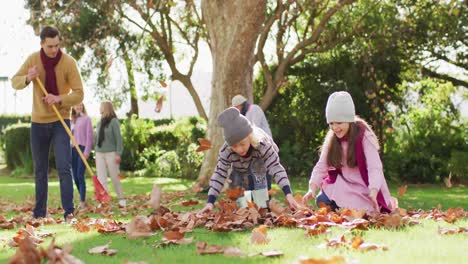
[207,128,292,204]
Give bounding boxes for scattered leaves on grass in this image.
[319,234,388,251]
[437,226,468,235]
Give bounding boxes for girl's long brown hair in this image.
[321,117,377,169]
[71,103,87,120]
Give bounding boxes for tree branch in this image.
[422,67,468,88]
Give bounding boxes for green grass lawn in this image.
[0,166,466,264]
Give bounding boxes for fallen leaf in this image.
[358,242,388,251]
[350,234,364,249]
[196,241,225,255]
[226,187,244,201]
[88,242,118,256]
[126,216,153,239]
[148,185,162,210]
[398,185,407,198]
[159,80,168,87]
[162,231,185,241]
[155,96,164,113]
[40,238,84,264]
[180,199,199,207]
[438,226,468,235]
[306,224,329,236]
[299,256,345,264]
[268,199,285,217]
[160,236,194,246]
[196,138,212,152]
[251,229,270,245]
[7,232,41,264]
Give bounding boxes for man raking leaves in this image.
[11,26,109,222]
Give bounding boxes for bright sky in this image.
[0,1,212,118]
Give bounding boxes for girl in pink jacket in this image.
[302,91,394,213]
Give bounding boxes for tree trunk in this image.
[196,0,266,187]
[122,51,139,118]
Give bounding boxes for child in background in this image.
[95,101,125,207]
[71,103,94,209]
[199,107,300,213]
[302,91,395,213]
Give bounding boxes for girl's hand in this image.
[197,203,214,217]
[115,155,122,163]
[369,188,379,212]
[286,194,300,210]
[302,184,318,205]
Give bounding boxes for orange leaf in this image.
[268,189,277,195]
[268,199,285,217]
[180,199,199,207]
[299,256,345,264]
[159,80,168,87]
[162,231,185,241]
[196,138,212,152]
[397,185,407,198]
[253,225,267,235]
[155,96,164,113]
[251,228,270,245]
[7,232,41,263]
[350,234,364,249]
[226,187,244,201]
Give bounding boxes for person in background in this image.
[11,26,84,221]
[232,94,272,137]
[95,101,125,208]
[71,102,93,209]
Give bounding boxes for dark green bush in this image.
[383,80,466,183]
[121,116,206,178]
[4,123,31,170]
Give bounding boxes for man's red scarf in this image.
[40,48,62,95]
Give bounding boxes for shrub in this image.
[120,115,206,178]
[383,80,466,183]
[3,123,31,170]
